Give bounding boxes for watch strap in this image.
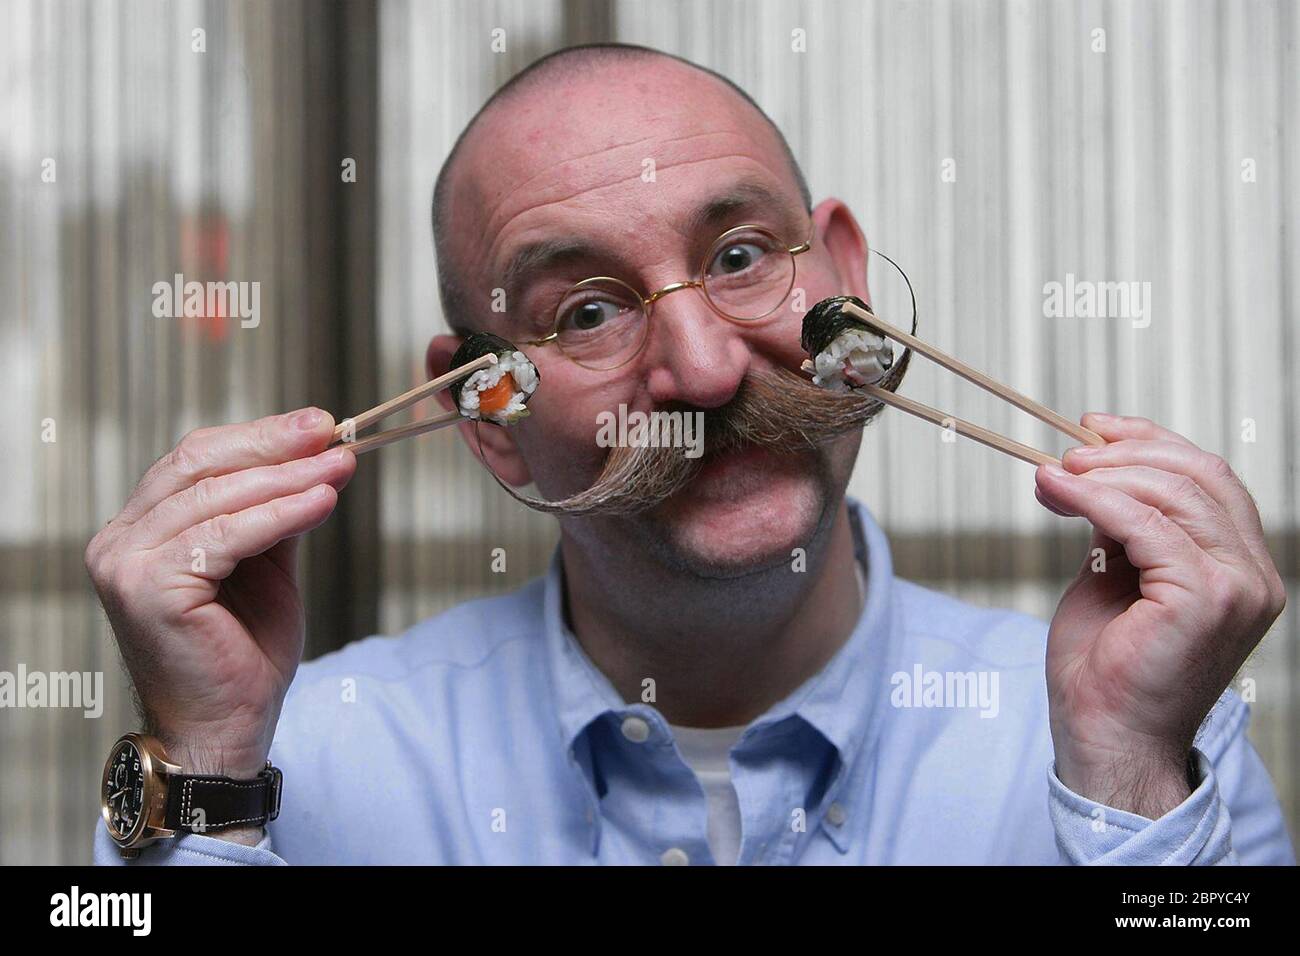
[163,766,283,834]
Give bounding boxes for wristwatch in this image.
[101,732,283,857]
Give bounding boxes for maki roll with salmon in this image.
[801,295,894,392]
[449,332,539,425]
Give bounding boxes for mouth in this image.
[649,437,831,570]
[687,442,808,504]
[697,441,769,480]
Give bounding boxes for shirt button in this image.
[620,715,651,743]
[826,802,847,827]
[660,847,690,866]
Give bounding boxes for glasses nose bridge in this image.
[643,279,705,313]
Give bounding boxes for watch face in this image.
[102,738,149,842]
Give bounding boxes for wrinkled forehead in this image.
[447,61,804,279]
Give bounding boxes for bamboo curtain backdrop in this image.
[2,0,1295,863]
[1,0,381,862]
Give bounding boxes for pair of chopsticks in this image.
[330,353,498,455]
[804,301,1103,466]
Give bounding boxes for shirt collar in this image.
[542,497,900,770]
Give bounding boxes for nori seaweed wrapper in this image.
[447,331,539,412]
[800,295,876,358]
[802,294,915,398]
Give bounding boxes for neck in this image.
[559,499,863,727]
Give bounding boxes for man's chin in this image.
[649,445,831,578]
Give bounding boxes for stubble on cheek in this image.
[511,423,603,499]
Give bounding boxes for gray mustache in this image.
[484,359,910,517]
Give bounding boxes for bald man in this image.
[90,44,1292,865]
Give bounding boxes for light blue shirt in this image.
[95,501,1295,865]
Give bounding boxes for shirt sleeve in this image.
[1046,689,1296,865]
[93,818,288,866]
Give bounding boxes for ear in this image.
[426,334,533,487]
[810,198,872,306]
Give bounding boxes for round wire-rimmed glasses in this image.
[522,223,814,371]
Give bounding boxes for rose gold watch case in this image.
[101,732,182,853]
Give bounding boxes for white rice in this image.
[811,329,894,392]
[457,350,539,424]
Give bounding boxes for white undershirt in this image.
[667,722,747,865]
[667,557,868,866]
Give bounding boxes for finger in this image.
[262,537,300,586]
[168,484,340,581]
[1036,486,1141,577]
[130,446,355,549]
[1079,412,1197,448]
[1034,464,1207,580]
[1055,464,1247,562]
[117,408,338,527]
[1086,526,1128,568]
[1062,439,1273,576]
[1034,485,1072,517]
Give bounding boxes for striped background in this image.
[2,0,1295,862]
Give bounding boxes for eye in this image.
[557,296,633,334]
[708,241,767,277]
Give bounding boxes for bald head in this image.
[431,43,812,332]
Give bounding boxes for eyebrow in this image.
[680,180,805,242]
[500,238,602,304]
[496,179,807,305]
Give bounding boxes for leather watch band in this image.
[162,765,283,834]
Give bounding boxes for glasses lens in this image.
[554,277,648,371]
[702,227,796,321]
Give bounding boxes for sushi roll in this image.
[801,295,894,392]
[448,332,539,425]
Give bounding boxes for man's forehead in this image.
[466,61,773,196]
[450,62,798,264]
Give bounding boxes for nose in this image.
[641,286,752,409]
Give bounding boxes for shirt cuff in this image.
[93,818,287,866]
[1047,749,1237,865]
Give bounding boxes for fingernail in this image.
[306,484,334,504]
[1043,463,1070,480]
[293,408,323,431]
[321,445,351,466]
[1065,445,1099,460]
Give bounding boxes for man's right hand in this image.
[86,408,356,784]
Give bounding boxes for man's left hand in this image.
[1034,413,1286,819]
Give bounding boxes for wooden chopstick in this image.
[798,357,1060,466]
[330,352,497,454]
[343,410,463,456]
[858,382,1060,466]
[330,352,497,445]
[839,301,1104,447]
